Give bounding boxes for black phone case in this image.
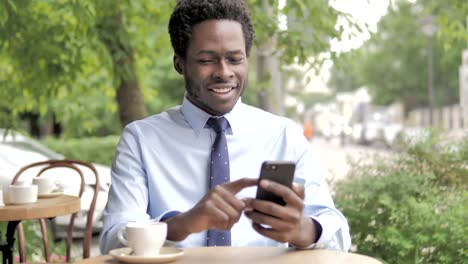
[255,161,295,206]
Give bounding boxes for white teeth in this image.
[211,87,232,93]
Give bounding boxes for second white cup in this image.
[32,177,57,195]
[117,221,167,257]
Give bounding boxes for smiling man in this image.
[174,18,248,116]
[100,0,351,253]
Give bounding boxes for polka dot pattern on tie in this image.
[206,116,231,247]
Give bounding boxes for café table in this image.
[75,246,383,264]
[0,195,81,264]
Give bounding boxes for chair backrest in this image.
[11,159,100,262]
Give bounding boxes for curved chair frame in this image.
[11,159,100,262]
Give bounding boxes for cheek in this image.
[188,67,211,85]
[236,63,248,79]
[237,69,248,84]
[184,71,207,96]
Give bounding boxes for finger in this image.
[213,185,246,212]
[259,180,303,208]
[248,199,301,223]
[203,198,231,229]
[244,210,292,232]
[224,178,257,194]
[241,198,254,212]
[210,191,243,228]
[292,183,305,200]
[252,223,288,243]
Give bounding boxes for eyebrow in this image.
[196,50,245,56]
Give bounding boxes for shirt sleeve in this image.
[99,124,168,253]
[288,122,352,251]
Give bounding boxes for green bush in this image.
[42,136,119,166]
[334,133,467,264]
[0,221,66,262]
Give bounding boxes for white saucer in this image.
[109,247,184,264]
[38,192,64,198]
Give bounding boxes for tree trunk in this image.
[115,77,146,128]
[97,12,147,128]
[256,52,271,111]
[256,0,284,115]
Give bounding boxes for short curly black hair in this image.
[168,0,255,58]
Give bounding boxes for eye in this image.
[198,59,214,64]
[228,57,244,64]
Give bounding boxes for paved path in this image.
[310,137,389,186]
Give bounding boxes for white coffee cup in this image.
[8,182,38,204]
[32,177,59,195]
[117,221,167,256]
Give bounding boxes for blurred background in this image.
[0,0,467,263]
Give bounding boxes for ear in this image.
[173,55,184,74]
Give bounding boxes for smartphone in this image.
[255,161,295,206]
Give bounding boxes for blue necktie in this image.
[206,117,231,246]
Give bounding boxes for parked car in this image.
[349,107,392,146]
[0,129,111,239]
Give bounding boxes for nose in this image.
[213,60,234,80]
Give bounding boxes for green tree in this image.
[0,0,177,134]
[248,0,346,113]
[0,0,352,135]
[328,0,467,111]
[328,50,365,93]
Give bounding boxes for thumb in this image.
[224,178,258,194]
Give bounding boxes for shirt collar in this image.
[181,95,243,137]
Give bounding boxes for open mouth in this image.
[209,84,237,94]
[211,87,233,94]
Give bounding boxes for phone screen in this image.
[255,161,295,206]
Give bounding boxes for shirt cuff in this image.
[154,210,181,246]
[160,210,181,221]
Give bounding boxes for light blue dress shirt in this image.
[100,97,351,253]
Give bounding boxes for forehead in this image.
[188,19,246,55]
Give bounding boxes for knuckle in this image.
[213,185,223,193]
[216,214,229,226]
[291,211,301,222]
[266,203,275,214]
[222,213,229,222]
[234,200,245,211]
[286,190,296,200]
[234,213,242,223]
[204,200,213,208]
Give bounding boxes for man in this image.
[100,0,351,253]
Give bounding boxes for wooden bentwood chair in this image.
[11,159,100,263]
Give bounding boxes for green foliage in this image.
[334,133,468,263]
[328,0,467,111]
[0,0,180,134]
[1,0,353,135]
[42,136,119,166]
[425,0,468,46]
[248,0,343,65]
[327,50,365,93]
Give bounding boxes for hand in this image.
[244,180,317,248]
[165,178,257,241]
